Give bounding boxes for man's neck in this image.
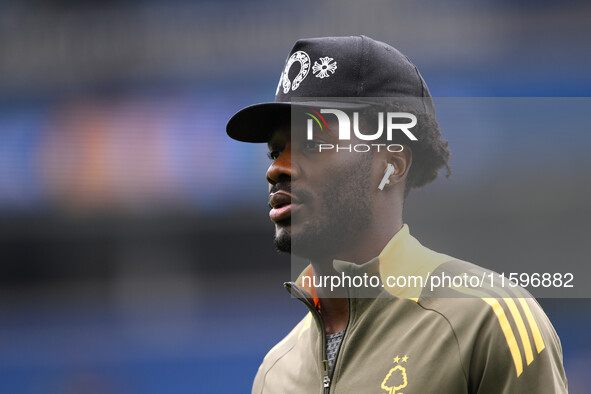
[308,221,404,335]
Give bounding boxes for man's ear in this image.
[385,146,412,187]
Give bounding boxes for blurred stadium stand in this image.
[0,0,590,392]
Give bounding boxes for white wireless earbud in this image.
[378,163,396,191]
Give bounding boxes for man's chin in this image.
[273,234,291,253]
[273,225,291,253]
[277,226,330,259]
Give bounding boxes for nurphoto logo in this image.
[305,108,417,152]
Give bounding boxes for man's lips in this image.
[269,191,296,222]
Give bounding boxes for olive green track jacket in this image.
[252,225,567,394]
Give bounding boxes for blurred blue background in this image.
[0,0,590,393]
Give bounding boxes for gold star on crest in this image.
[393,356,400,363]
[401,355,409,363]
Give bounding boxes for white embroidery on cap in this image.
[312,57,337,79]
[281,51,311,94]
[275,71,283,96]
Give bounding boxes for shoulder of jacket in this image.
[258,312,312,369]
[252,313,314,394]
[414,260,563,382]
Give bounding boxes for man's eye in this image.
[267,151,280,161]
[303,141,321,152]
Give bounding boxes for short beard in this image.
[287,153,374,260]
[274,220,291,253]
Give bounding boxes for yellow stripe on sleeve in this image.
[466,269,541,364]
[518,298,546,354]
[454,287,523,377]
[481,297,524,377]
[502,298,534,366]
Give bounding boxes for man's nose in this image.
[266,144,292,185]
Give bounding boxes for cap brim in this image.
[226,100,371,143]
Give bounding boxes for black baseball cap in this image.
[226,35,434,142]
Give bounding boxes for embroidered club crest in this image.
[381,355,409,394]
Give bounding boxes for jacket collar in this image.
[292,224,453,300]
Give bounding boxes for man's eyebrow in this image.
[310,120,338,139]
[323,121,339,136]
[268,134,287,149]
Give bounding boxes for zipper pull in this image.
[322,359,331,390]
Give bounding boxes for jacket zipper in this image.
[322,302,351,394]
[285,282,350,394]
[322,359,331,394]
[319,306,331,394]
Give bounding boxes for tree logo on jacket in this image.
[380,355,409,394]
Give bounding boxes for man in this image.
[227,36,567,393]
